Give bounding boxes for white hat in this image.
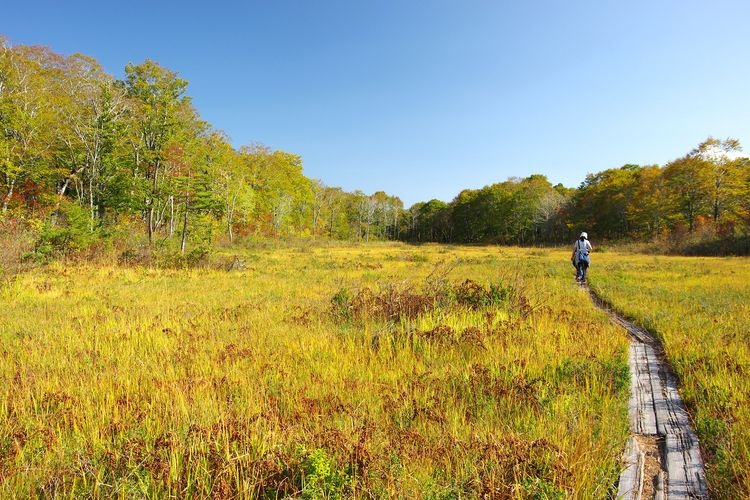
[580,232,588,239]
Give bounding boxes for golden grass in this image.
[0,243,630,497]
[589,252,750,499]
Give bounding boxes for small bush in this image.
[330,279,521,323]
[301,448,352,499]
[408,253,429,263]
[29,201,103,260]
[153,246,211,269]
[330,288,353,320]
[118,246,150,266]
[452,279,512,309]
[679,234,750,256]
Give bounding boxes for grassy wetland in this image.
[4,14,750,500]
[590,253,750,499]
[1,243,632,498]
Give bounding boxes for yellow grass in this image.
[589,252,750,499]
[0,243,630,497]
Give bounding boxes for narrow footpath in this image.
[586,287,708,499]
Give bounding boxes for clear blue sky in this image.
[4,0,749,206]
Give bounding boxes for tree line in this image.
[0,37,404,254]
[2,37,749,256]
[402,139,750,252]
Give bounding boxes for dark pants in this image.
[576,262,587,280]
[576,251,590,280]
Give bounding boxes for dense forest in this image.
[0,37,403,257]
[404,140,750,252]
[2,37,750,260]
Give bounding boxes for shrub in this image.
[330,279,522,323]
[28,201,103,261]
[153,246,211,269]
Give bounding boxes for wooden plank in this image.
[654,471,665,500]
[630,343,657,435]
[665,433,708,498]
[591,289,708,499]
[661,370,692,434]
[616,437,643,499]
[645,347,708,498]
[627,344,639,431]
[643,344,663,435]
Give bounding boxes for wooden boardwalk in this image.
[588,289,708,499]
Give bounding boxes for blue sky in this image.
[4,0,749,206]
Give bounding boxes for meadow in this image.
[589,252,750,499]
[0,243,631,498]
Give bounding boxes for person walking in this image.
[572,232,592,282]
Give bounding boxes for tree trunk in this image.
[156,198,169,232]
[169,196,174,237]
[97,187,105,222]
[148,161,160,243]
[89,175,95,233]
[2,179,15,212]
[227,191,237,242]
[148,204,154,242]
[181,194,189,254]
[328,208,336,238]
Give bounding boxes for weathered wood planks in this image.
[589,289,708,499]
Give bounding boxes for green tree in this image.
[204,132,251,242]
[508,175,556,244]
[168,133,223,253]
[411,199,450,242]
[122,59,193,242]
[52,54,130,229]
[450,189,485,243]
[629,165,669,240]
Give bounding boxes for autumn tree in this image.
[571,165,642,239]
[663,155,712,233]
[0,42,61,213]
[239,145,312,237]
[216,146,252,242]
[690,138,746,227]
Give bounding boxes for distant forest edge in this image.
[2,36,750,264]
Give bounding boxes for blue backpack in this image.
[577,250,590,267]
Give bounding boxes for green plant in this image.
[302,449,352,498]
[30,201,103,259]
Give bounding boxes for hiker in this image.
[572,232,592,282]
